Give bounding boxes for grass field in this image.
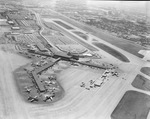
[111,90,150,119]
[92,42,130,62]
[132,74,150,91]
[141,67,150,77]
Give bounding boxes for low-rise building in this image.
[7,20,14,25]
[11,26,20,30]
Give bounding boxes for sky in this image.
[7,0,149,16]
[87,1,147,13]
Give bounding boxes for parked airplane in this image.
[27,96,38,102]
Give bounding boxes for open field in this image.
[111,91,150,119]
[132,74,150,91]
[92,42,130,62]
[141,67,150,77]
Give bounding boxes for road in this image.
[31,10,59,51]
[0,50,31,119]
[0,9,150,119]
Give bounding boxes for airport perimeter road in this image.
[0,50,31,119]
[0,9,149,119]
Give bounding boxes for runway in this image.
[0,9,150,119]
[0,48,148,119]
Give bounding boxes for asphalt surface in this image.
[0,10,150,119]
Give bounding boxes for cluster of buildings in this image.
[80,65,119,90]
[0,8,39,34]
[84,16,149,47]
[0,8,50,55]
